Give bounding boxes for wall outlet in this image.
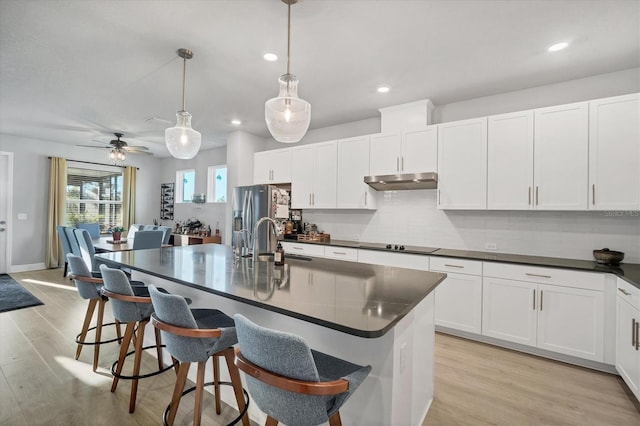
[485,242,497,250]
[17,213,27,221]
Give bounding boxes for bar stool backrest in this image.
[74,228,97,271]
[99,264,153,322]
[67,254,102,300]
[57,226,72,260]
[65,227,81,257]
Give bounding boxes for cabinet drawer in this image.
[323,246,358,261]
[357,249,429,271]
[483,262,604,291]
[617,278,640,311]
[281,242,325,258]
[430,257,482,275]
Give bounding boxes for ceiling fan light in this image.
[165,111,202,159]
[265,74,311,143]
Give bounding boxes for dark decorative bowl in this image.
[593,248,624,265]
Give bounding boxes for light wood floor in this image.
[2,268,639,426]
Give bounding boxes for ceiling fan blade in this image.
[124,145,149,150]
[125,149,153,156]
[78,144,109,149]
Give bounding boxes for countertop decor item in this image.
[165,48,201,159]
[264,0,311,143]
[593,248,624,265]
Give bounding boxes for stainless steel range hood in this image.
[364,172,438,191]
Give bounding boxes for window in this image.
[176,169,195,203]
[207,165,227,203]
[66,163,123,232]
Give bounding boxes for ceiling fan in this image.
[79,132,153,160]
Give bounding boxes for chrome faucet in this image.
[253,217,278,262]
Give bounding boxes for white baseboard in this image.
[10,263,47,273]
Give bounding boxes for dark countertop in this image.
[285,239,640,288]
[96,244,446,338]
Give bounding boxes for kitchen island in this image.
[97,244,446,425]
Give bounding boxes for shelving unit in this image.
[161,183,174,220]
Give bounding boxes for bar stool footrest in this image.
[110,345,177,380]
[162,381,250,426]
[75,321,122,346]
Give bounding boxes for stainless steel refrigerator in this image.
[232,184,289,255]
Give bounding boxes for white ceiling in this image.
[0,0,638,158]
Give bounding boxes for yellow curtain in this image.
[122,166,137,230]
[45,157,67,268]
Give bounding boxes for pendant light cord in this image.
[287,1,291,75]
[181,55,187,112]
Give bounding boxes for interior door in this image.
[0,152,13,274]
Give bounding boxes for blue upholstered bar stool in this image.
[74,228,101,273]
[99,264,174,413]
[148,285,250,426]
[56,225,72,277]
[233,314,371,426]
[67,254,122,372]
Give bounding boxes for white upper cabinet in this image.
[437,117,488,209]
[253,148,292,184]
[337,135,377,209]
[369,125,438,176]
[533,102,589,210]
[291,141,337,209]
[588,93,640,210]
[487,110,534,210]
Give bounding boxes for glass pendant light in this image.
[265,0,311,143]
[166,48,201,159]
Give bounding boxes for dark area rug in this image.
[0,274,44,313]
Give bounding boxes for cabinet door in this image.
[312,141,337,208]
[437,117,488,209]
[290,146,314,208]
[402,126,438,173]
[589,93,640,210]
[482,277,537,346]
[369,133,401,175]
[434,272,482,334]
[533,102,588,210]
[536,283,604,362]
[253,151,272,184]
[616,298,640,399]
[337,136,376,209]
[270,149,292,184]
[487,110,534,210]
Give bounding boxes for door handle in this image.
[532,289,536,310]
[592,184,595,205]
[632,319,636,347]
[536,186,539,206]
[540,290,543,311]
[636,320,639,350]
[396,157,399,172]
[528,187,531,205]
[401,156,404,171]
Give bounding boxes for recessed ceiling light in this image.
[377,86,391,93]
[263,52,278,62]
[548,42,569,52]
[231,119,242,125]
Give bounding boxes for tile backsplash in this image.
[303,190,640,263]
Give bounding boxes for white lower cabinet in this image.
[616,278,640,401]
[482,263,605,362]
[430,258,483,334]
[281,241,325,258]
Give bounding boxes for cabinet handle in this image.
[532,289,536,310]
[332,251,347,255]
[293,247,303,250]
[618,288,632,296]
[526,273,551,278]
[364,192,367,206]
[444,264,464,268]
[309,193,312,205]
[540,290,543,311]
[528,187,531,205]
[592,184,595,205]
[536,186,539,206]
[312,193,315,205]
[396,157,400,172]
[438,189,441,205]
[636,321,640,350]
[632,318,636,347]
[401,156,404,171]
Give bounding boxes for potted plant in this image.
[111,226,125,241]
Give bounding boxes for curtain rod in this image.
[48,157,139,170]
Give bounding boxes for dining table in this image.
[92,236,172,252]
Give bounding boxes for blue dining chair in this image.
[158,226,173,245]
[74,228,101,273]
[56,225,72,277]
[127,224,144,239]
[132,230,164,250]
[77,222,101,239]
[233,314,371,426]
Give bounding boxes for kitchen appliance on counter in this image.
[283,209,303,240]
[232,184,290,255]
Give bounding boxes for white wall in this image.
[159,146,227,237]
[0,134,161,269]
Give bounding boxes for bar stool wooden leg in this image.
[76,299,97,360]
[265,416,278,426]
[167,362,190,426]
[115,319,122,342]
[93,298,107,371]
[112,323,135,392]
[154,326,164,370]
[129,319,147,413]
[224,348,250,426]
[328,411,342,426]
[213,353,221,414]
[194,360,206,426]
